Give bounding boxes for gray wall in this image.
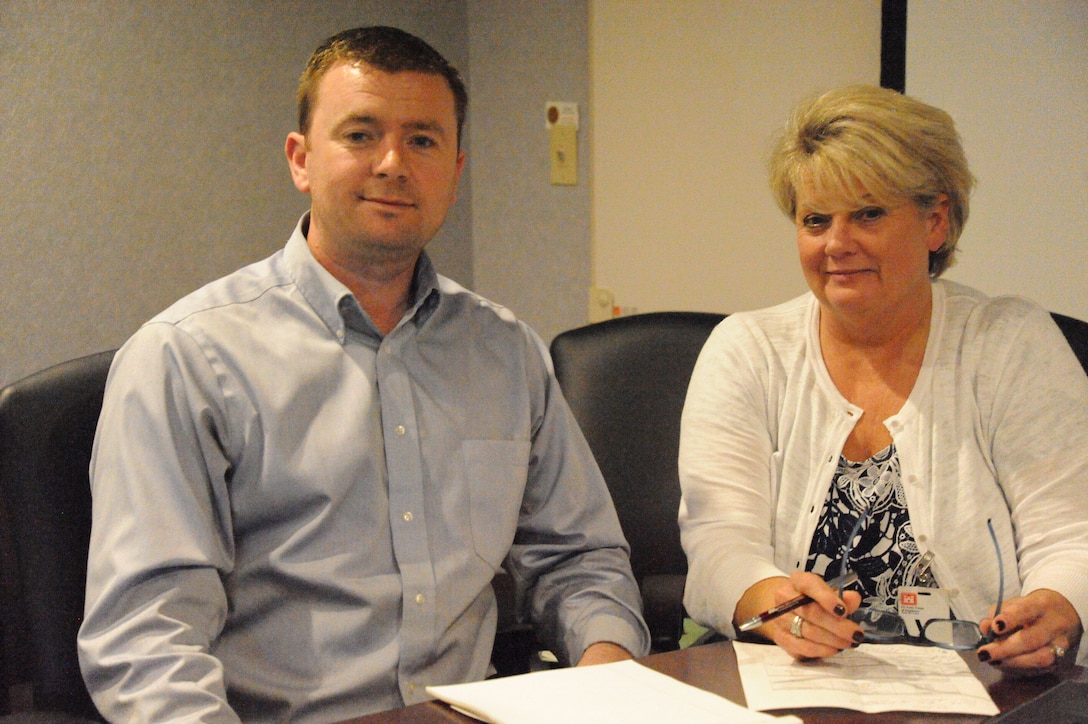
[0,0,477,385]
[467,2,591,344]
[2,0,589,385]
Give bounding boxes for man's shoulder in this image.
[149,250,291,328]
[434,275,524,331]
[431,275,552,363]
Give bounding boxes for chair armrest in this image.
[641,573,687,652]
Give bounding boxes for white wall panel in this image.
[908,0,1088,319]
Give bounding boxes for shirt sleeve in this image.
[677,315,786,638]
[502,325,651,664]
[78,323,242,723]
[980,303,1088,659]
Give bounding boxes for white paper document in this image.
[426,659,801,723]
[735,641,999,716]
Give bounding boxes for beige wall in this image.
[589,0,1087,320]
[590,0,882,316]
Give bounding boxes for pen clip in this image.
[914,550,936,586]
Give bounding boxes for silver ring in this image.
[1051,644,1067,660]
[790,614,805,638]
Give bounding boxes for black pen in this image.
[737,570,859,632]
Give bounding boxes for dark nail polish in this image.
[834,604,846,616]
[853,631,865,643]
[851,642,860,648]
[994,620,1006,633]
[977,650,991,663]
[988,659,1002,667]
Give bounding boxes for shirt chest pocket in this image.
[463,439,531,569]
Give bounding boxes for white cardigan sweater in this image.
[679,280,1088,663]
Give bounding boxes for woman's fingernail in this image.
[994,620,1006,633]
[853,631,865,643]
[834,604,846,616]
[977,650,991,663]
[851,642,860,648]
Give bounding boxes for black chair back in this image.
[550,311,725,651]
[0,351,114,720]
[1052,312,1088,376]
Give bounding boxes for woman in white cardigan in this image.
[679,85,1088,671]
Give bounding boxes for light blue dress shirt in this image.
[79,216,649,723]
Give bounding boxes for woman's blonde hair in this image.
[768,85,975,277]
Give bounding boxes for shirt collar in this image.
[284,213,442,343]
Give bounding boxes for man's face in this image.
[286,61,465,268]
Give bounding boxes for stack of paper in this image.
[426,659,800,723]
[734,641,999,716]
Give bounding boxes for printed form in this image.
[735,641,999,716]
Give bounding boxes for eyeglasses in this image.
[837,512,1003,651]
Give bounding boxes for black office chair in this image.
[1052,312,1088,376]
[0,348,536,705]
[0,351,115,722]
[1,495,16,715]
[489,570,539,676]
[550,311,725,652]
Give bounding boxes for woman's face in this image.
[794,186,949,324]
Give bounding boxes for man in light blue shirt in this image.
[78,26,649,723]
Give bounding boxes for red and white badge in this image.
[898,587,951,637]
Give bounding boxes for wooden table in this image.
[336,641,1087,723]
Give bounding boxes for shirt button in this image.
[415,593,425,605]
[395,425,406,436]
[403,511,413,522]
[917,534,927,543]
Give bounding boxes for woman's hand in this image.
[977,588,1082,672]
[736,572,863,660]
